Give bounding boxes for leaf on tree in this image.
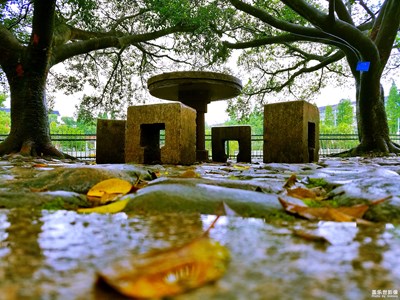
[77,199,129,214]
[97,236,230,299]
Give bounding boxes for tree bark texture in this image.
[0,0,65,157]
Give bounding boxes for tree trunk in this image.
[0,72,64,157]
[0,0,67,158]
[351,70,400,155]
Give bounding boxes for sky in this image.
[48,76,398,125]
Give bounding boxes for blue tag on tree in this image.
[356,61,370,72]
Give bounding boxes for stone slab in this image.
[147,71,243,102]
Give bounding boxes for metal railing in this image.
[1,133,400,160]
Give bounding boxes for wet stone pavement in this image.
[0,155,399,300]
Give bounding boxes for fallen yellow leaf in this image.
[98,236,230,298]
[87,178,132,198]
[233,164,250,170]
[77,199,129,214]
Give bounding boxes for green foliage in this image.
[0,93,6,107]
[0,1,33,43]
[324,106,335,127]
[47,111,96,153]
[385,81,400,134]
[336,99,354,127]
[0,110,10,134]
[48,113,58,124]
[225,110,263,135]
[75,98,97,132]
[320,101,355,134]
[222,107,264,157]
[61,116,77,127]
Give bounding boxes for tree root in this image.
[330,140,400,158]
[0,139,77,160]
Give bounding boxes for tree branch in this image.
[374,0,400,67]
[279,0,329,27]
[328,0,335,24]
[358,0,376,21]
[0,24,22,66]
[244,50,344,96]
[109,10,150,31]
[333,0,354,25]
[52,24,197,65]
[228,0,324,38]
[223,33,306,49]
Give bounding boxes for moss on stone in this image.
[41,198,67,210]
[305,178,334,190]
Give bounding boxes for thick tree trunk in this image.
[0,0,68,158]
[0,74,64,157]
[348,71,400,155]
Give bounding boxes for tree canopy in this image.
[0,0,224,157]
[222,0,399,117]
[221,0,400,155]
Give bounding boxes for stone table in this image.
[147,71,242,161]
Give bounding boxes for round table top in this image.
[147,71,242,102]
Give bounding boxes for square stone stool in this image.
[125,103,196,165]
[264,100,319,163]
[211,125,251,162]
[96,119,126,164]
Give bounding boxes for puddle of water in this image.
[0,209,399,300]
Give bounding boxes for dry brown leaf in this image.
[335,205,369,219]
[130,180,149,193]
[98,236,230,299]
[309,186,327,199]
[283,174,297,189]
[293,230,330,244]
[32,163,48,168]
[287,187,318,200]
[278,197,371,222]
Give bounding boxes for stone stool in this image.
[96,119,126,164]
[211,125,251,162]
[125,103,196,165]
[263,100,319,163]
